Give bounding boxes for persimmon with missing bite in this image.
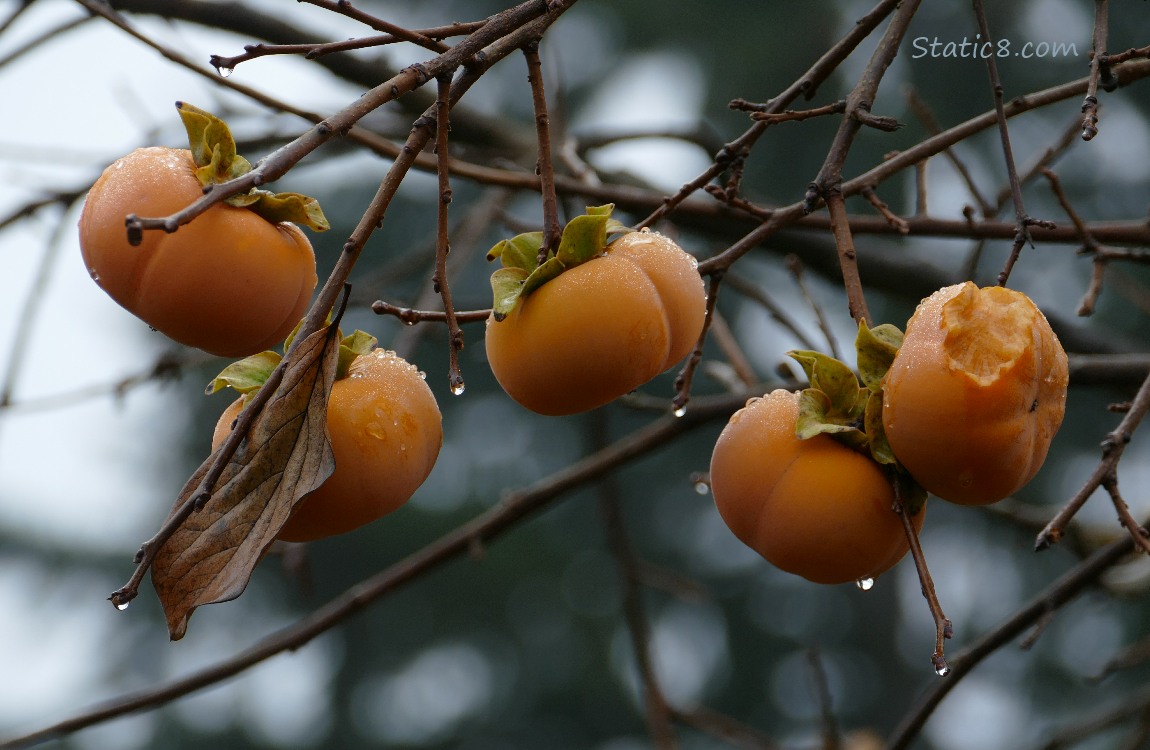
[710,389,921,585]
[882,282,1069,506]
[213,347,442,542]
[485,228,706,416]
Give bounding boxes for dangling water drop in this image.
[694,480,710,495]
[450,380,466,396]
[114,599,130,611]
[856,577,875,592]
[673,405,687,418]
[216,65,234,78]
[934,663,950,677]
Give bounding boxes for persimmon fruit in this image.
[80,148,317,357]
[882,282,1069,506]
[213,347,442,542]
[78,103,325,358]
[710,389,921,585]
[485,228,706,416]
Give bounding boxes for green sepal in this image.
[490,267,529,321]
[795,388,867,447]
[338,329,377,378]
[175,101,329,231]
[226,190,330,232]
[787,350,862,418]
[856,321,904,392]
[486,232,543,271]
[486,204,633,319]
[178,101,250,184]
[864,389,896,464]
[205,350,282,399]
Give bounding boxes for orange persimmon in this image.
[710,389,921,585]
[882,282,1069,505]
[213,347,442,542]
[485,228,706,416]
[79,147,317,357]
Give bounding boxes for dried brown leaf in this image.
[151,324,339,640]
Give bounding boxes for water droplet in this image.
[115,600,130,611]
[856,577,875,591]
[365,422,387,439]
[451,381,466,396]
[216,65,234,78]
[673,405,687,418]
[418,371,427,380]
[934,663,951,677]
[403,319,416,326]
[694,481,710,495]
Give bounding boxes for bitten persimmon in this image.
[710,390,920,585]
[882,282,1069,506]
[213,347,442,542]
[485,222,706,416]
[78,104,324,357]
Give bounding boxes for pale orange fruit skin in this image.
[484,230,706,416]
[213,349,442,543]
[79,147,317,357]
[882,282,1069,506]
[710,390,919,585]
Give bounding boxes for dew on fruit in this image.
[365,422,387,439]
[418,371,427,380]
[856,577,875,591]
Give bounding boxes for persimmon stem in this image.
[523,38,562,264]
[892,479,952,676]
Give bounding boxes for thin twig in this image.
[1036,369,1150,550]
[1081,0,1109,141]
[371,301,491,325]
[888,529,1140,750]
[785,254,841,361]
[5,390,753,749]
[640,0,904,227]
[970,0,1056,286]
[431,74,466,396]
[672,270,724,416]
[598,426,679,749]
[1101,472,1150,555]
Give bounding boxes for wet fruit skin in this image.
[485,230,706,416]
[882,282,1069,506]
[710,389,921,585]
[79,147,317,357]
[213,349,442,542]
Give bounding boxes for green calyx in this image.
[176,101,329,232]
[206,327,377,403]
[787,320,925,515]
[486,204,631,320]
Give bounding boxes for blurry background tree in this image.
[2,1,1150,749]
